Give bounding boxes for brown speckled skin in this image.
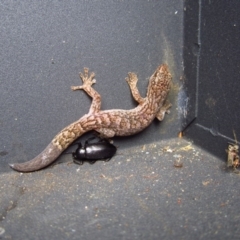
[9,64,172,172]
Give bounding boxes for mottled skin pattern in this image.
[9,64,172,172]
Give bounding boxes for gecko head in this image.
[147,64,172,99]
[153,64,172,86]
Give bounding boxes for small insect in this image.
[227,130,240,170]
[68,137,117,165]
[227,143,239,169]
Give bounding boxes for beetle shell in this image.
[73,140,117,165]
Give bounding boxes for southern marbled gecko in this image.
[9,64,172,172]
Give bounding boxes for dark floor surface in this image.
[1,137,239,240]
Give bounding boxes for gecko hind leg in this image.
[156,100,172,121]
[71,67,102,114]
[95,128,116,139]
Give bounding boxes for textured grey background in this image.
[1,1,240,240]
[0,0,181,173]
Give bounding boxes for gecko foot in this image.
[125,72,138,87]
[71,68,96,91]
[156,101,172,121]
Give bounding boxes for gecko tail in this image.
[9,142,63,172]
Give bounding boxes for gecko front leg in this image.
[125,72,145,104]
[71,68,101,114]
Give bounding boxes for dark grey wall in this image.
[0,1,183,172]
[183,0,240,159]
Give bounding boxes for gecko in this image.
[9,64,172,172]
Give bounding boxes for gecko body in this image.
[9,64,172,172]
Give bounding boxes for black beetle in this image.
[70,137,117,165]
